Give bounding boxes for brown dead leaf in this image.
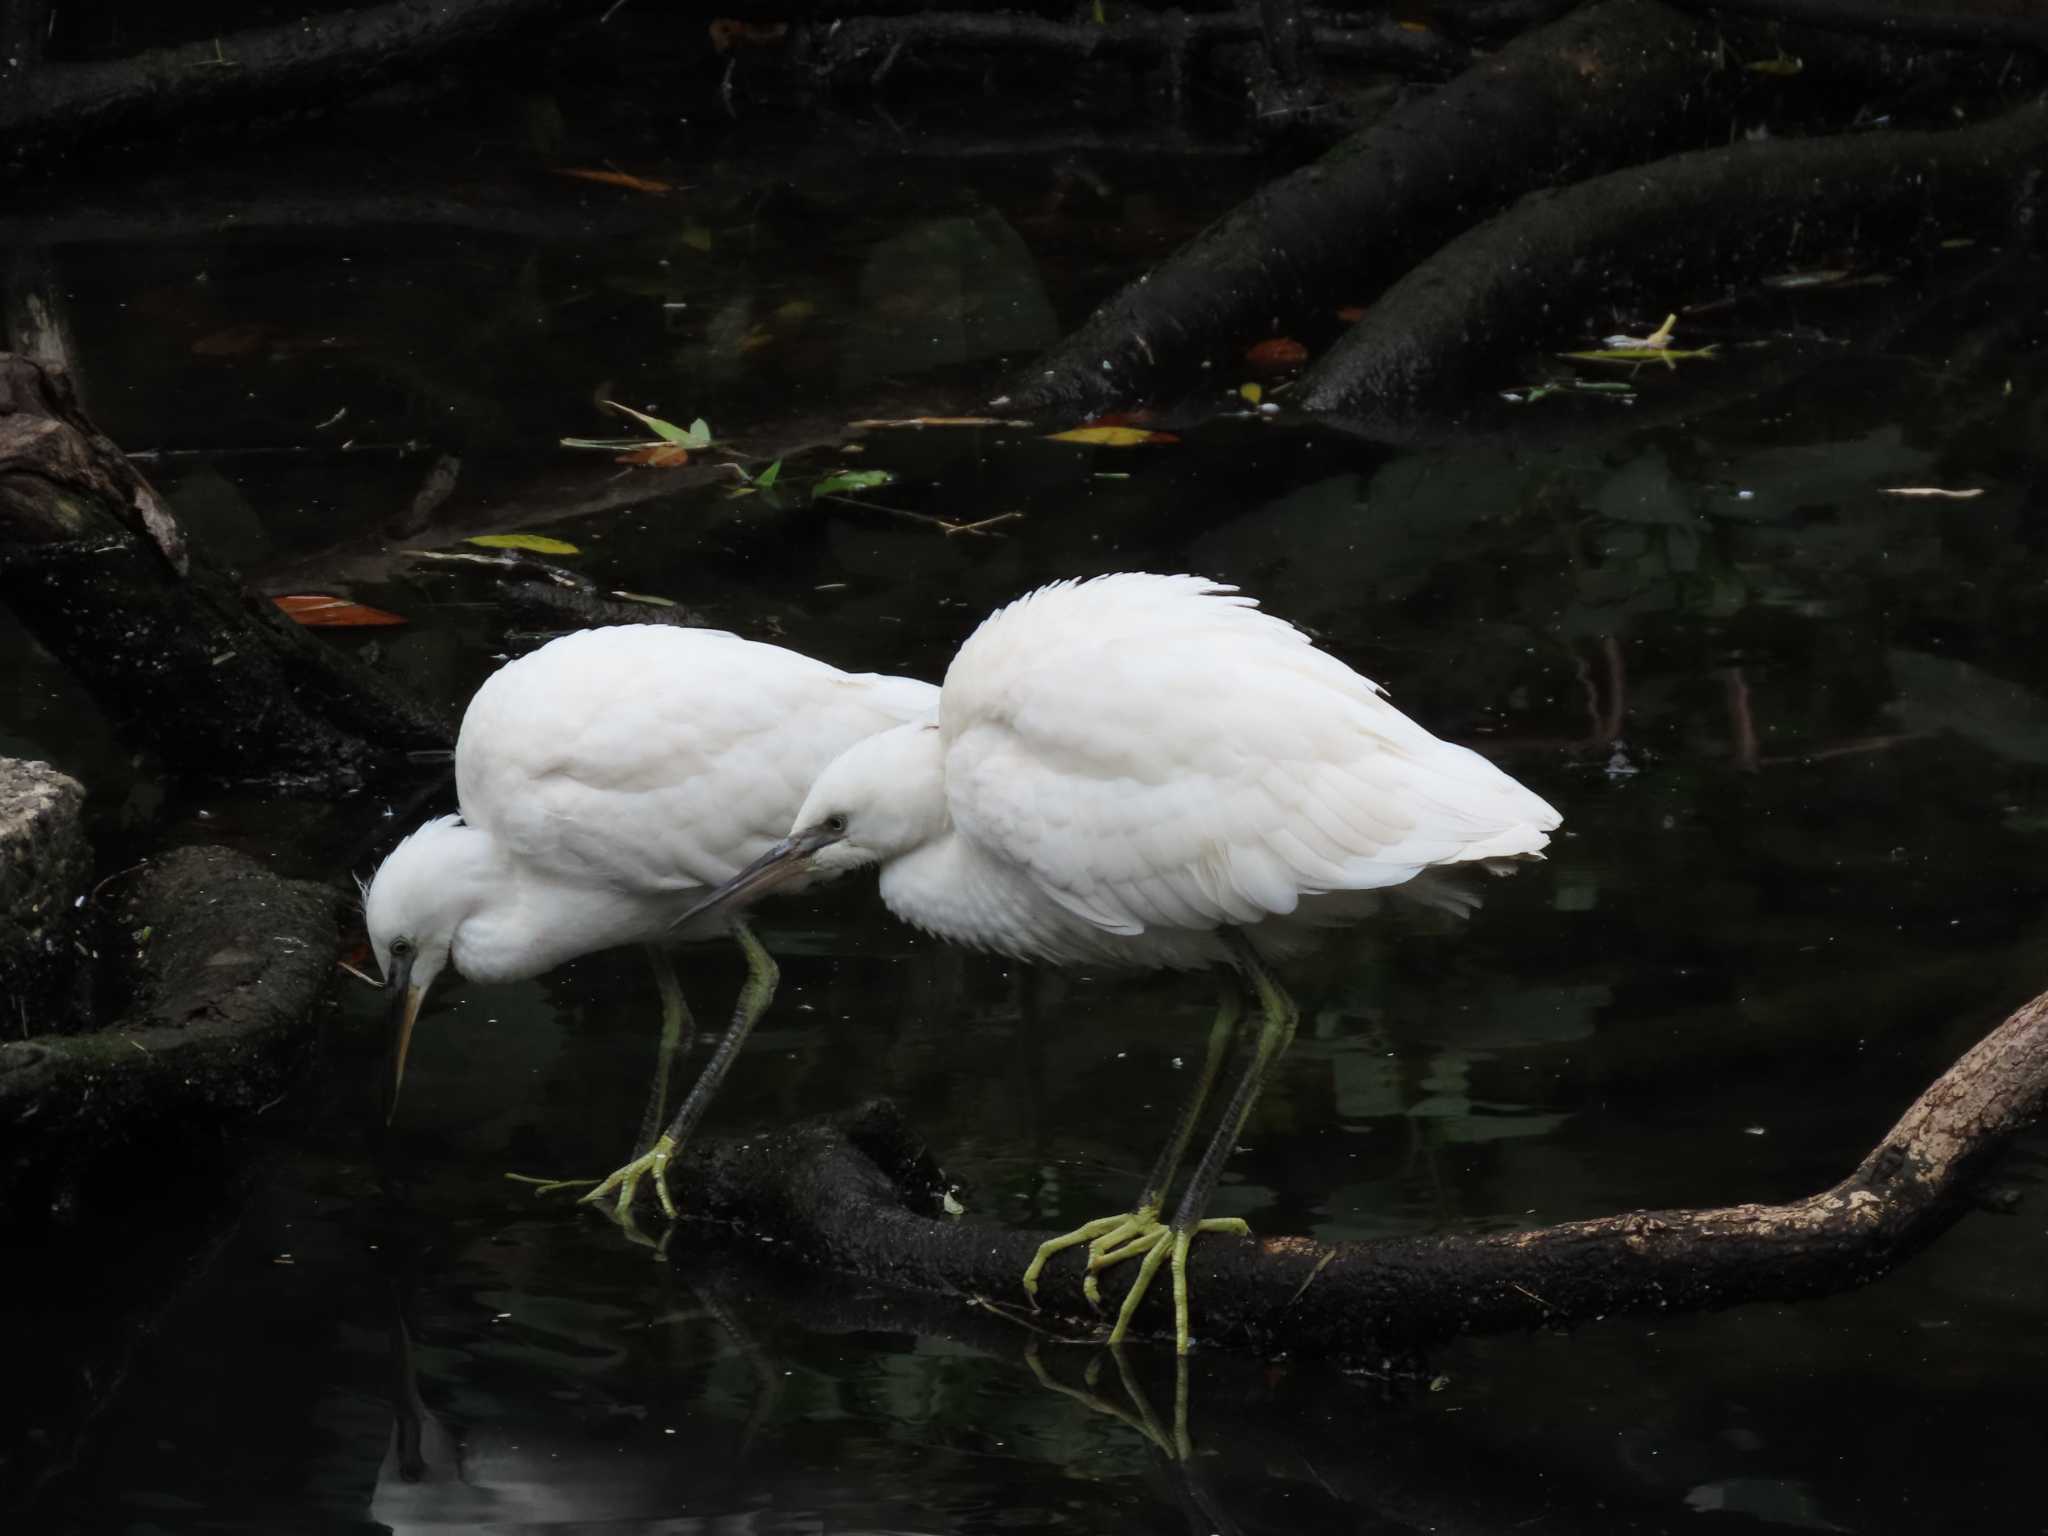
[1336,306,1369,324]
[192,323,268,357]
[274,594,407,627]
[710,19,788,51]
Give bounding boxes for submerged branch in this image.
[655,980,2048,1355]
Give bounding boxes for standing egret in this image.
[362,624,936,1209]
[660,573,1561,1352]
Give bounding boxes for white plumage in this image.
[795,573,1559,969]
[675,572,1561,1350]
[362,623,936,1126]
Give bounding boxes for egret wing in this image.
[944,598,1556,938]
[459,627,934,895]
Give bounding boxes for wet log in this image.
[0,758,90,1035]
[1000,0,1723,419]
[0,845,340,1225]
[653,977,2048,1354]
[0,355,450,793]
[1294,101,2048,419]
[0,0,600,165]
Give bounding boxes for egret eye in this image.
[391,937,415,959]
[822,813,848,836]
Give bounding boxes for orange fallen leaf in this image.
[1246,337,1309,371]
[1336,306,1369,323]
[615,443,693,467]
[554,167,678,196]
[274,594,407,627]
[1046,426,1179,446]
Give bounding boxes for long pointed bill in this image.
[382,948,423,1125]
[669,823,845,934]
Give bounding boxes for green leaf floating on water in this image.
[813,469,895,497]
[468,533,581,555]
[756,459,782,489]
[601,401,713,449]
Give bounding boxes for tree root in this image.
[999,0,1723,419]
[1294,100,2048,419]
[0,0,600,166]
[650,978,2048,1355]
[0,355,450,792]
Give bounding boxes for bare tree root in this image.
[794,5,1459,89]
[0,355,449,793]
[649,979,2048,1355]
[1673,0,2048,54]
[0,0,600,165]
[1294,100,2048,419]
[999,0,1723,419]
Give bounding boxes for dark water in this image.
[7,100,2048,1536]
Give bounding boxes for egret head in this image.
[668,721,946,927]
[362,815,494,1121]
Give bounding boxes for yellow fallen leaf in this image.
[1045,426,1180,446]
[468,534,581,555]
[1238,382,1263,405]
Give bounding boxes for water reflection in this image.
[7,115,2048,1536]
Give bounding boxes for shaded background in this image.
[5,39,2048,1533]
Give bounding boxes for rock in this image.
[0,843,340,1224]
[0,755,90,1031]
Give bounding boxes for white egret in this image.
[662,573,1561,1353]
[362,623,936,1210]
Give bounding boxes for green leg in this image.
[510,945,695,1199]
[1107,937,1294,1353]
[1022,973,1241,1307]
[581,916,780,1221]
[634,945,695,1156]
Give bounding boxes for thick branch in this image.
[659,981,2048,1354]
[0,0,600,163]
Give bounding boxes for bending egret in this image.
[664,573,1561,1352]
[363,624,936,1210]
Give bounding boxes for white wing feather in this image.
[940,575,1557,939]
[458,626,936,895]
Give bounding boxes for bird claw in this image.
[578,1134,679,1222]
[1023,1208,1159,1309]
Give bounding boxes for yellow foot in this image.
[577,1134,679,1221]
[1103,1217,1251,1354]
[1023,1204,1165,1307]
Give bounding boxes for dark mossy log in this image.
[0,0,599,165]
[1673,0,2048,53]
[999,0,1723,419]
[1295,102,2048,419]
[0,845,339,1224]
[0,355,449,793]
[652,975,2048,1355]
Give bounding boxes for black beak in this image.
[382,946,422,1125]
[669,822,846,933]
